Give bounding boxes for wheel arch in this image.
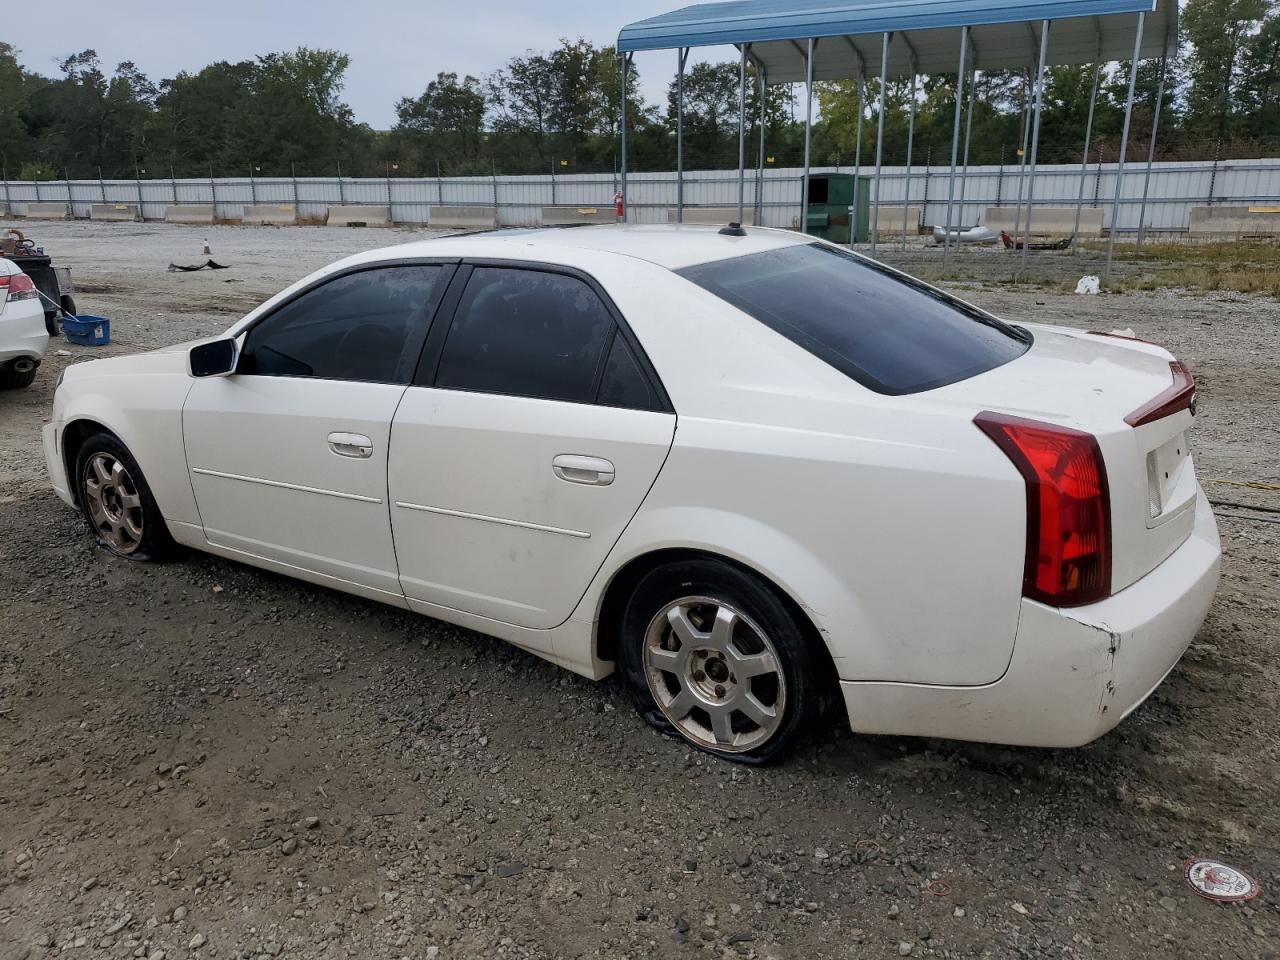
[594,547,843,715]
[61,417,121,507]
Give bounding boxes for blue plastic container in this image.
[63,315,111,347]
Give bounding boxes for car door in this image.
[183,262,454,601]
[388,262,676,632]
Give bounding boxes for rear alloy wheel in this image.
[75,433,174,561]
[643,596,786,753]
[619,558,821,764]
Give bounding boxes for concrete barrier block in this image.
[326,205,392,227]
[19,202,71,220]
[164,204,216,225]
[1188,205,1280,237]
[665,207,756,226]
[428,205,497,229]
[873,205,923,234]
[542,205,615,226]
[90,203,141,222]
[983,206,1103,236]
[243,204,297,226]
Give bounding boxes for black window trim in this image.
[414,258,674,415]
[233,257,461,386]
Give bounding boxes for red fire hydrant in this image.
[615,191,624,221]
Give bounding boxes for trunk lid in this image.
[932,322,1198,594]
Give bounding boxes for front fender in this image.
[53,362,198,525]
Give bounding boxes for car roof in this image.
[369,223,811,271]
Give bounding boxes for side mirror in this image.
[189,338,238,378]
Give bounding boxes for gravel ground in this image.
[1,222,1277,960]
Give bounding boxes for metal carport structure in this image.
[616,0,1178,278]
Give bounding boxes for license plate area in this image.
[1145,430,1195,527]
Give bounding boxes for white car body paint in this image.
[43,225,1221,748]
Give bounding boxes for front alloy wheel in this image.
[644,596,786,753]
[82,452,145,555]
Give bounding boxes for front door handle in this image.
[553,454,615,486]
[328,432,374,459]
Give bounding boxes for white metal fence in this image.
[2,158,1278,232]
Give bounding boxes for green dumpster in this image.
[804,174,870,244]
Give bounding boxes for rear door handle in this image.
[553,454,614,486]
[328,432,374,459]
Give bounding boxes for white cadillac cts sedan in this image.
[44,225,1220,763]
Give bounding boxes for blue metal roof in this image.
[618,0,1173,78]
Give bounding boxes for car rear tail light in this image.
[1124,360,1196,427]
[0,273,38,303]
[975,412,1112,607]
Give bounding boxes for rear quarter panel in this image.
[572,261,1026,687]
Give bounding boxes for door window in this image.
[433,267,617,404]
[239,265,448,383]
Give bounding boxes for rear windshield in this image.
[677,243,1032,395]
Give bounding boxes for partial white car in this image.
[43,225,1220,763]
[0,256,50,389]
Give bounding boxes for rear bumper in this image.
[0,302,50,364]
[841,487,1221,748]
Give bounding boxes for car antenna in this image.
[719,222,747,237]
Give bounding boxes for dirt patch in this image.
[0,222,1277,959]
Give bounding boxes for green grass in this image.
[1083,240,1280,298]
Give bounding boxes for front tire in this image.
[618,559,820,764]
[74,433,174,561]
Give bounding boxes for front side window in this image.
[434,267,617,404]
[240,265,448,383]
[678,243,1032,395]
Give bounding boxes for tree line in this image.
[1,0,1277,182]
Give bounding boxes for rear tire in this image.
[74,432,175,561]
[0,365,38,390]
[617,558,820,764]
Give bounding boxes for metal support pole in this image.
[136,164,145,218]
[249,165,258,204]
[901,68,918,251]
[1072,59,1103,247]
[756,64,767,224]
[1020,20,1052,277]
[33,177,40,203]
[170,167,178,203]
[337,161,346,204]
[619,51,631,223]
[676,48,688,222]
[1012,70,1033,239]
[870,31,890,258]
[996,145,1005,207]
[209,165,217,211]
[1104,11,1147,283]
[64,167,72,211]
[1135,53,1168,252]
[491,159,499,218]
[738,44,748,223]
[852,75,865,241]
[291,163,299,209]
[801,38,815,234]
[942,26,970,267]
[1,162,9,212]
[956,66,977,234]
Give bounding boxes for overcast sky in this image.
[6,0,738,127]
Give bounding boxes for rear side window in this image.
[678,243,1032,395]
[240,265,448,383]
[434,267,615,404]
